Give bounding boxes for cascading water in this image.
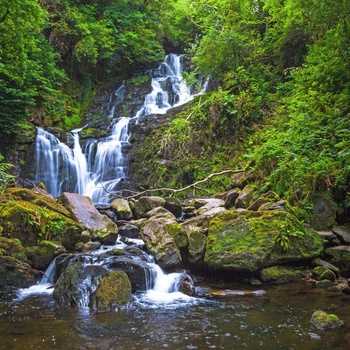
[35,54,201,204]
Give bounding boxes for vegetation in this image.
[1,0,350,222]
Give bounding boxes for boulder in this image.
[0,237,28,263]
[224,188,240,209]
[204,210,324,273]
[0,256,41,289]
[310,310,344,330]
[311,258,340,276]
[181,215,210,236]
[235,185,255,209]
[25,241,66,270]
[90,271,132,311]
[0,193,83,250]
[53,263,108,306]
[187,232,207,264]
[59,192,117,243]
[196,198,225,216]
[132,196,166,219]
[164,197,183,218]
[118,223,140,238]
[325,246,350,277]
[110,198,133,220]
[312,266,337,282]
[139,207,188,268]
[309,195,336,230]
[258,266,305,284]
[332,226,350,244]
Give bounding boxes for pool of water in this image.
[1,281,350,350]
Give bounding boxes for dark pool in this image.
[1,281,350,350]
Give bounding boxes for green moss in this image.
[91,271,132,311]
[166,222,188,250]
[0,237,28,263]
[259,266,305,284]
[310,310,344,330]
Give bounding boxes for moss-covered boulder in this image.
[325,246,350,277]
[0,237,27,262]
[0,256,41,289]
[187,232,207,264]
[110,198,133,220]
[53,263,108,306]
[139,207,188,268]
[204,210,324,273]
[312,266,337,282]
[310,310,344,330]
[0,197,83,250]
[90,271,132,311]
[25,241,66,270]
[132,196,166,219]
[59,192,117,243]
[235,185,255,209]
[258,266,305,284]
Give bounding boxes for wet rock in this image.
[110,198,133,220]
[59,192,118,242]
[311,258,340,276]
[310,310,344,330]
[178,272,195,296]
[119,223,140,238]
[315,280,334,288]
[0,256,41,289]
[132,196,166,219]
[325,246,350,277]
[53,263,108,306]
[204,210,324,273]
[312,266,336,282]
[258,266,305,284]
[90,271,132,311]
[25,241,66,270]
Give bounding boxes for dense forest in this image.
[1,0,350,223]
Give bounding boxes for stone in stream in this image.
[310,310,344,330]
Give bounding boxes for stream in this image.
[1,280,350,349]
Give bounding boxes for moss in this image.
[0,237,28,263]
[259,266,305,284]
[90,271,132,311]
[310,310,344,330]
[188,232,206,264]
[166,222,188,250]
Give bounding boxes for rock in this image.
[235,185,255,209]
[25,241,66,270]
[90,271,132,311]
[312,266,336,281]
[224,188,240,209]
[247,197,271,211]
[187,232,207,264]
[325,246,350,277]
[178,272,195,296]
[310,195,336,230]
[53,263,108,306]
[110,198,133,220]
[315,280,334,288]
[139,207,188,268]
[0,237,28,263]
[83,241,102,251]
[196,198,225,215]
[204,210,324,273]
[164,197,183,218]
[181,215,210,236]
[258,200,287,211]
[311,258,340,276]
[0,256,41,289]
[316,231,340,247]
[332,226,350,244]
[0,189,83,250]
[59,192,117,242]
[310,310,344,330]
[258,266,305,284]
[118,223,140,238]
[132,196,166,219]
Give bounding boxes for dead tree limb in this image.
[106,169,244,199]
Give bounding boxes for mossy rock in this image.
[310,310,344,330]
[312,266,336,281]
[25,241,66,270]
[325,246,350,277]
[0,237,27,263]
[0,256,41,289]
[0,199,83,249]
[90,271,132,311]
[188,232,207,264]
[258,266,305,284]
[53,263,108,306]
[204,210,324,272]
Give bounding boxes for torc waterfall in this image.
[35,54,197,204]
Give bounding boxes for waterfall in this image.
[35,54,205,203]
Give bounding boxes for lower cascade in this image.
[18,239,197,309]
[35,54,203,204]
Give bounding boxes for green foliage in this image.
[0,154,14,193]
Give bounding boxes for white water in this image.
[35,54,205,204]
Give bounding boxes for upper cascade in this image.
[35,54,205,204]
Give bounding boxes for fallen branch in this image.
[106,169,244,199]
